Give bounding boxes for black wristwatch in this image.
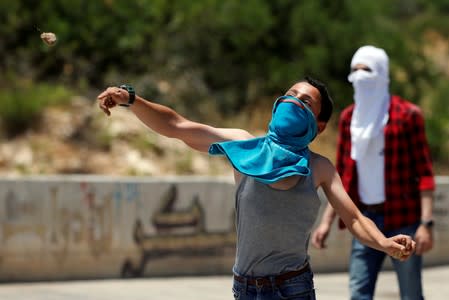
[420,219,434,228]
[118,84,136,107]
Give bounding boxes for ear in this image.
[317,121,327,134]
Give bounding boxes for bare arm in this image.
[415,190,434,255]
[313,155,415,259]
[97,87,253,152]
[311,202,336,249]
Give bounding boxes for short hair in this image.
[302,76,333,123]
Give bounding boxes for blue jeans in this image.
[232,269,316,300]
[349,211,423,300]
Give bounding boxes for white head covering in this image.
[347,45,391,160]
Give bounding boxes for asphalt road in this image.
[0,265,447,299]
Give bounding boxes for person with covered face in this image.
[311,46,435,300]
[97,76,416,300]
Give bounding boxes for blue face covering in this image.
[208,95,318,184]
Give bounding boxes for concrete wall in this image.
[0,176,448,281]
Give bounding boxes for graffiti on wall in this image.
[0,182,114,265]
[80,183,113,257]
[121,184,236,277]
[1,177,449,280]
[2,189,45,241]
[0,189,45,266]
[0,179,236,278]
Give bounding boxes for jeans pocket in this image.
[277,288,315,300]
[276,277,316,300]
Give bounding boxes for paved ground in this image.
[0,265,447,299]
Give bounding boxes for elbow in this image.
[345,220,356,235]
[342,216,359,235]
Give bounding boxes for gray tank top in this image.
[233,175,321,277]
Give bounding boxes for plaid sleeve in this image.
[408,107,435,191]
[335,108,360,230]
[336,109,352,180]
[335,114,346,175]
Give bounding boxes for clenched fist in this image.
[97,87,130,116]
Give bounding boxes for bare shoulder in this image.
[310,151,334,169]
[310,151,336,187]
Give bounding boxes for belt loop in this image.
[255,278,264,290]
[270,276,278,293]
[244,277,248,295]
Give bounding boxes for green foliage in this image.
[426,80,449,163]
[0,0,448,164]
[0,82,72,137]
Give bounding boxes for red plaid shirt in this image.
[337,95,435,230]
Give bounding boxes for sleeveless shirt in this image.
[233,175,321,276]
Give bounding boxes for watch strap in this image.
[118,84,136,107]
[420,219,434,228]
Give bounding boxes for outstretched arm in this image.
[97,86,253,152]
[314,156,415,260]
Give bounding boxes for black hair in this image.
[302,76,333,122]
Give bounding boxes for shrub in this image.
[0,82,72,137]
